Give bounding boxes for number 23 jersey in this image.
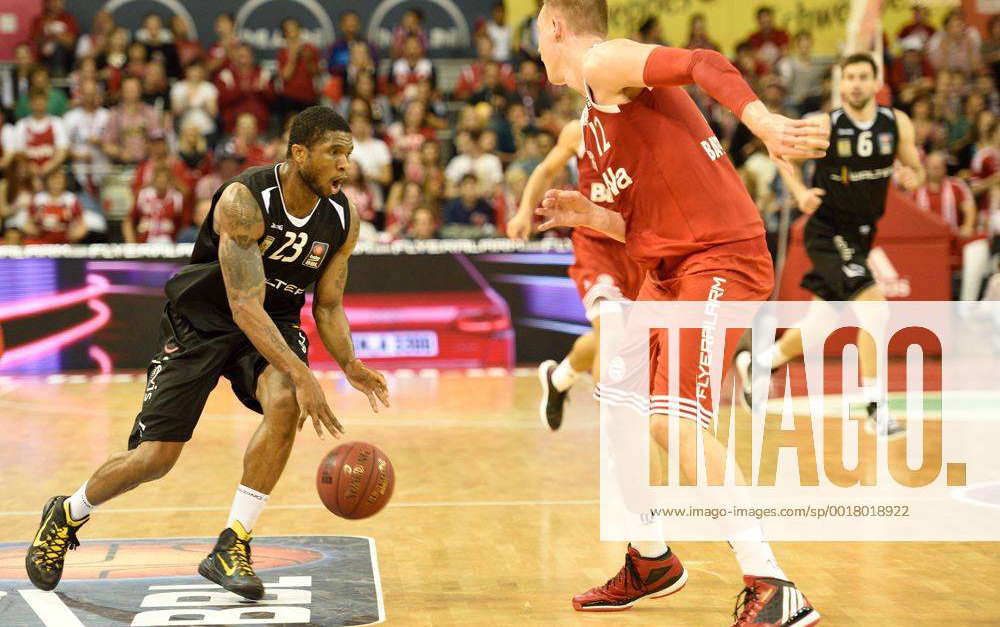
[165,163,353,333]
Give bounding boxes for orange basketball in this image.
[316,442,395,519]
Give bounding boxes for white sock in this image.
[551,358,581,392]
[226,484,269,533]
[729,527,787,579]
[632,541,669,559]
[862,376,880,403]
[753,345,789,372]
[67,482,95,522]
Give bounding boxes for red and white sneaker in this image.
[731,576,821,626]
[572,544,687,611]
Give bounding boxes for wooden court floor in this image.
[0,373,997,626]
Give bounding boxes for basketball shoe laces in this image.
[33,522,81,571]
[227,537,256,576]
[601,552,647,595]
[732,584,764,625]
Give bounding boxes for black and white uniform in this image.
[128,164,352,450]
[801,106,898,301]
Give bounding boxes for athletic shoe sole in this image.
[864,418,906,440]
[789,609,822,625]
[572,567,689,612]
[537,360,558,430]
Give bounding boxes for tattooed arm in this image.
[313,204,389,413]
[216,182,342,436]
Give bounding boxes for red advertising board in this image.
[0,1,41,61]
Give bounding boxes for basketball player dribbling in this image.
[25,106,390,600]
[507,118,645,430]
[533,1,828,624]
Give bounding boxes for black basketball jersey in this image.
[812,106,899,227]
[165,163,352,333]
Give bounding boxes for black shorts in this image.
[800,218,877,302]
[127,304,309,450]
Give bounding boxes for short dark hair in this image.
[287,106,352,155]
[840,52,879,77]
[638,16,658,37]
[541,0,609,36]
[756,6,774,18]
[281,17,299,31]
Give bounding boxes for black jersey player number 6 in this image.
[269,231,309,263]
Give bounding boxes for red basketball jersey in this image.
[574,116,618,244]
[28,191,82,244]
[580,85,764,273]
[132,187,184,244]
[22,117,59,168]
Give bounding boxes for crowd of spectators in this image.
[0,1,998,299]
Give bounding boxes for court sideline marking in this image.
[0,499,600,518]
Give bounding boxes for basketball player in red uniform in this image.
[533,1,828,624]
[508,118,644,430]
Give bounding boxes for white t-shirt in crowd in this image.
[352,137,392,183]
[63,106,111,186]
[170,80,219,135]
[445,153,504,190]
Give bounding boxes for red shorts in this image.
[568,229,646,320]
[642,237,774,427]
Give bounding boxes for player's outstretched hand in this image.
[535,189,598,231]
[507,211,533,241]
[745,103,829,160]
[294,369,344,439]
[345,358,390,414]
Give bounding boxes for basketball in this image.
[316,442,395,520]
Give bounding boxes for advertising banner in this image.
[0,240,584,375]
[66,0,496,60]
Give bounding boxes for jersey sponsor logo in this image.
[259,235,276,254]
[842,263,868,279]
[837,138,853,158]
[266,278,307,295]
[700,136,725,161]
[271,222,285,231]
[832,235,855,262]
[837,128,856,136]
[592,167,634,202]
[302,241,330,269]
[831,165,895,183]
[878,133,894,155]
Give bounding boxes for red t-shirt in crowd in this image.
[972,146,1000,212]
[131,186,184,243]
[27,191,82,244]
[914,178,974,232]
[29,11,79,46]
[277,43,319,104]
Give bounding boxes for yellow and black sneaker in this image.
[197,522,265,600]
[25,496,88,591]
